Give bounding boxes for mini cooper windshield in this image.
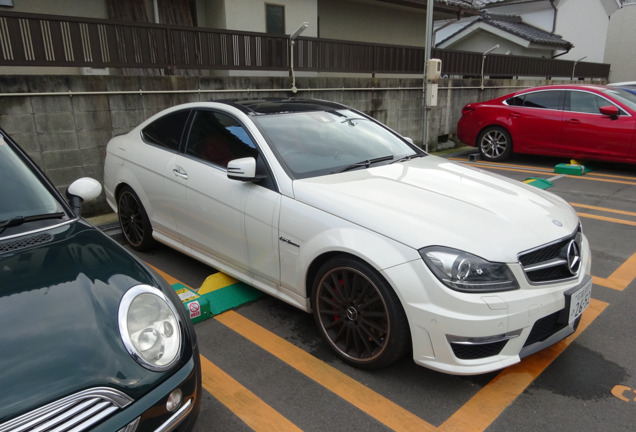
[0,136,68,235]
[252,109,422,179]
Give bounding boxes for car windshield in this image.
[0,134,67,235]
[251,109,420,179]
[600,87,636,111]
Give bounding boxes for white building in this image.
[435,0,621,62]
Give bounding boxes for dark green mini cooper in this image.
[0,128,201,431]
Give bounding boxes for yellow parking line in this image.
[454,159,636,186]
[576,212,636,227]
[439,298,607,432]
[199,355,303,432]
[592,252,636,291]
[215,310,437,432]
[571,203,636,218]
[148,264,194,289]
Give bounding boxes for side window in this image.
[568,91,608,114]
[506,95,525,106]
[141,110,190,151]
[185,110,258,168]
[265,4,285,34]
[522,91,563,110]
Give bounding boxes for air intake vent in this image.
[0,233,53,253]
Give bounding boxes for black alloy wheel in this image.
[117,186,155,251]
[311,255,410,369]
[478,126,513,162]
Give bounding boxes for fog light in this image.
[166,389,183,412]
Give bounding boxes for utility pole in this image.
[422,0,434,152]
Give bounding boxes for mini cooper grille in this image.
[0,387,134,432]
[518,227,582,283]
[0,233,53,253]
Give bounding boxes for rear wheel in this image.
[478,126,513,162]
[117,186,155,251]
[311,255,410,369]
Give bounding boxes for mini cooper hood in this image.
[0,221,175,423]
[293,156,579,262]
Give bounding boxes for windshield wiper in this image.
[334,155,394,173]
[390,153,427,164]
[0,212,66,234]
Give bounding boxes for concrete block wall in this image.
[0,74,557,216]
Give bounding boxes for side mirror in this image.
[599,105,619,119]
[66,177,102,214]
[227,157,263,182]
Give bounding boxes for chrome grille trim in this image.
[518,226,582,284]
[0,387,134,432]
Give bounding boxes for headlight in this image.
[420,246,519,293]
[119,285,183,371]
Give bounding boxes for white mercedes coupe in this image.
[104,98,592,375]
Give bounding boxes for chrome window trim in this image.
[0,217,77,242]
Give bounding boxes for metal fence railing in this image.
[0,11,610,79]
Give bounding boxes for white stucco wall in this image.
[318,0,427,46]
[451,0,616,63]
[439,29,548,58]
[553,0,610,62]
[604,3,636,82]
[219,0,317,37]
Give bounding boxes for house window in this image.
[0,0,13,6]
[266,4,285,34]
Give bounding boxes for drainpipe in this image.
[550,0,557,33]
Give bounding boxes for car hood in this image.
[292,155,579,262]
[0,220,182,423]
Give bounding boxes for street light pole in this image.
[571,56,587,80]
[290,22,309,94]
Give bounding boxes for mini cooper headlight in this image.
[119,285,182,371]
[420,246,519,293]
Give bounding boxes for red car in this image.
[457,84,636,164]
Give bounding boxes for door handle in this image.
[565,119,581,125]
[172,167,188,179]
[509,112,521,118]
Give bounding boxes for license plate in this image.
[568,279,592,323]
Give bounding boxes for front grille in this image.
[518,226,582,284]
[451,340,508,360]
[0,233,53,253]
[0,387,134,432]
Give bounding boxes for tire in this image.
[477,126,513,162]
[117,185,155,251]
[311,255,411,369]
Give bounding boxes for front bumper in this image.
[95,355,201,432]
[383,238,592,375]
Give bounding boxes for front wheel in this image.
[477,126,513,162]
[311,256,411,369]
[117,186,155,251]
